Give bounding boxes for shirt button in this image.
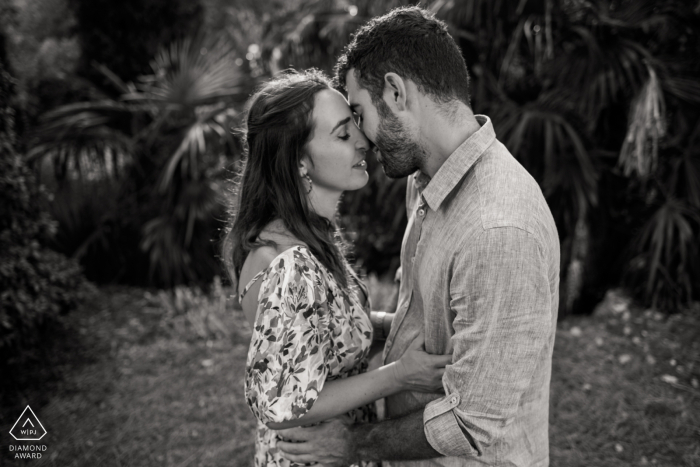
[417,209,425,217]
[451,396,458,405]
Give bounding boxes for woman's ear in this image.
[383,73,407,112]
[298,158,309,178]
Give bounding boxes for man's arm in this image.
[353,410,439,461]
[277,410,438,465]
[422,226,553,457]
[278,226,554,463]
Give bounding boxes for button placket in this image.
[385,193,427,362]
[410,196,427,276]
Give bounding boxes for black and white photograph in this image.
[1,1,699,466]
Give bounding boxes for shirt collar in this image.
[417,115,496,211]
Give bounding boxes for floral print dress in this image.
[240,246,376,467]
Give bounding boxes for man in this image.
[277,6,560,466]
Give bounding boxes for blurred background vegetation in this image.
[2,0,700,354]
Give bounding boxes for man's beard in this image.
[374,99,427,179]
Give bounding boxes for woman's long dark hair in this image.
[222,69,350,289]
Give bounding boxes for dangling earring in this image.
[304,174,313,194]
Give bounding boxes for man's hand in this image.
[276,416,357,466]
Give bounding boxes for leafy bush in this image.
[0,43,93,352]
[3,0,84,128]
[146,276,231,341]
[69,0,204,86]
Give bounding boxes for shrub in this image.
[69,0,204,86]
[0,43,93,352]
[146,276,232,341]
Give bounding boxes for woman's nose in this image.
[355,130,369,152]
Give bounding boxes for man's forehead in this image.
[344,69,363,103]
[345,68,358,85]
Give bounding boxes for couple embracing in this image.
[223,6,560,467]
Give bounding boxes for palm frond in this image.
[28,100,134,179]
[661,77,700,104]
[631,198,700,309]
[680,151,700,208]
[494,101,597,209]
[429,0,506,31]
[544,30,650,124]
[124,36,245,108]
[619,65,666,178]
[158,106,238,192]
[597,0,688,34]
[92,63,136,95]
[175,179,223,246]
[141,215,195,286]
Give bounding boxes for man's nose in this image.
[367,139,377,153]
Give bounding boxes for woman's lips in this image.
[353,160,367,168]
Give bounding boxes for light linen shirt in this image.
[382,115,560,467]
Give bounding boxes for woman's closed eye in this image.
[339,133,350,141]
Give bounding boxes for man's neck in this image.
[418,105,481,179]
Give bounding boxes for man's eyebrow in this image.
[330,116,351,134]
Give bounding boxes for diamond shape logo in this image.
[9,406,47,441]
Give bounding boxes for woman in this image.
[222,70,450,467]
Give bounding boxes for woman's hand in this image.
[392,330,452,393]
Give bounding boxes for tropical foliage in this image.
[69,0,204,86]
[259,0,700,313]
[10,0,700,313]
[28,36,250,287]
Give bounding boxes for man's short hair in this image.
[335,6,471,107]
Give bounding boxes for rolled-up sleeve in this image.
[423,227,552,457]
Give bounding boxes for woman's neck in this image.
[307,187,341,223]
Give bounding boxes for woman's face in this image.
[303,89,370,193]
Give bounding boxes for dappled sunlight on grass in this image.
[551,291,700,466]
[1,285,257,466]
[1,286,697,466]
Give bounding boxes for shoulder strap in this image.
[238,267,270,302]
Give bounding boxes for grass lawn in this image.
[1,282,698,467]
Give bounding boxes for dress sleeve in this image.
[244,249,332,425]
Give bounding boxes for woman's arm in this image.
[267,332,448,430]
[266,361,400,430]
[370,311,395,340]
[245,250,449,430]
[368,267,400,340]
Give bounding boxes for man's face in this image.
[345,69,426,179]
